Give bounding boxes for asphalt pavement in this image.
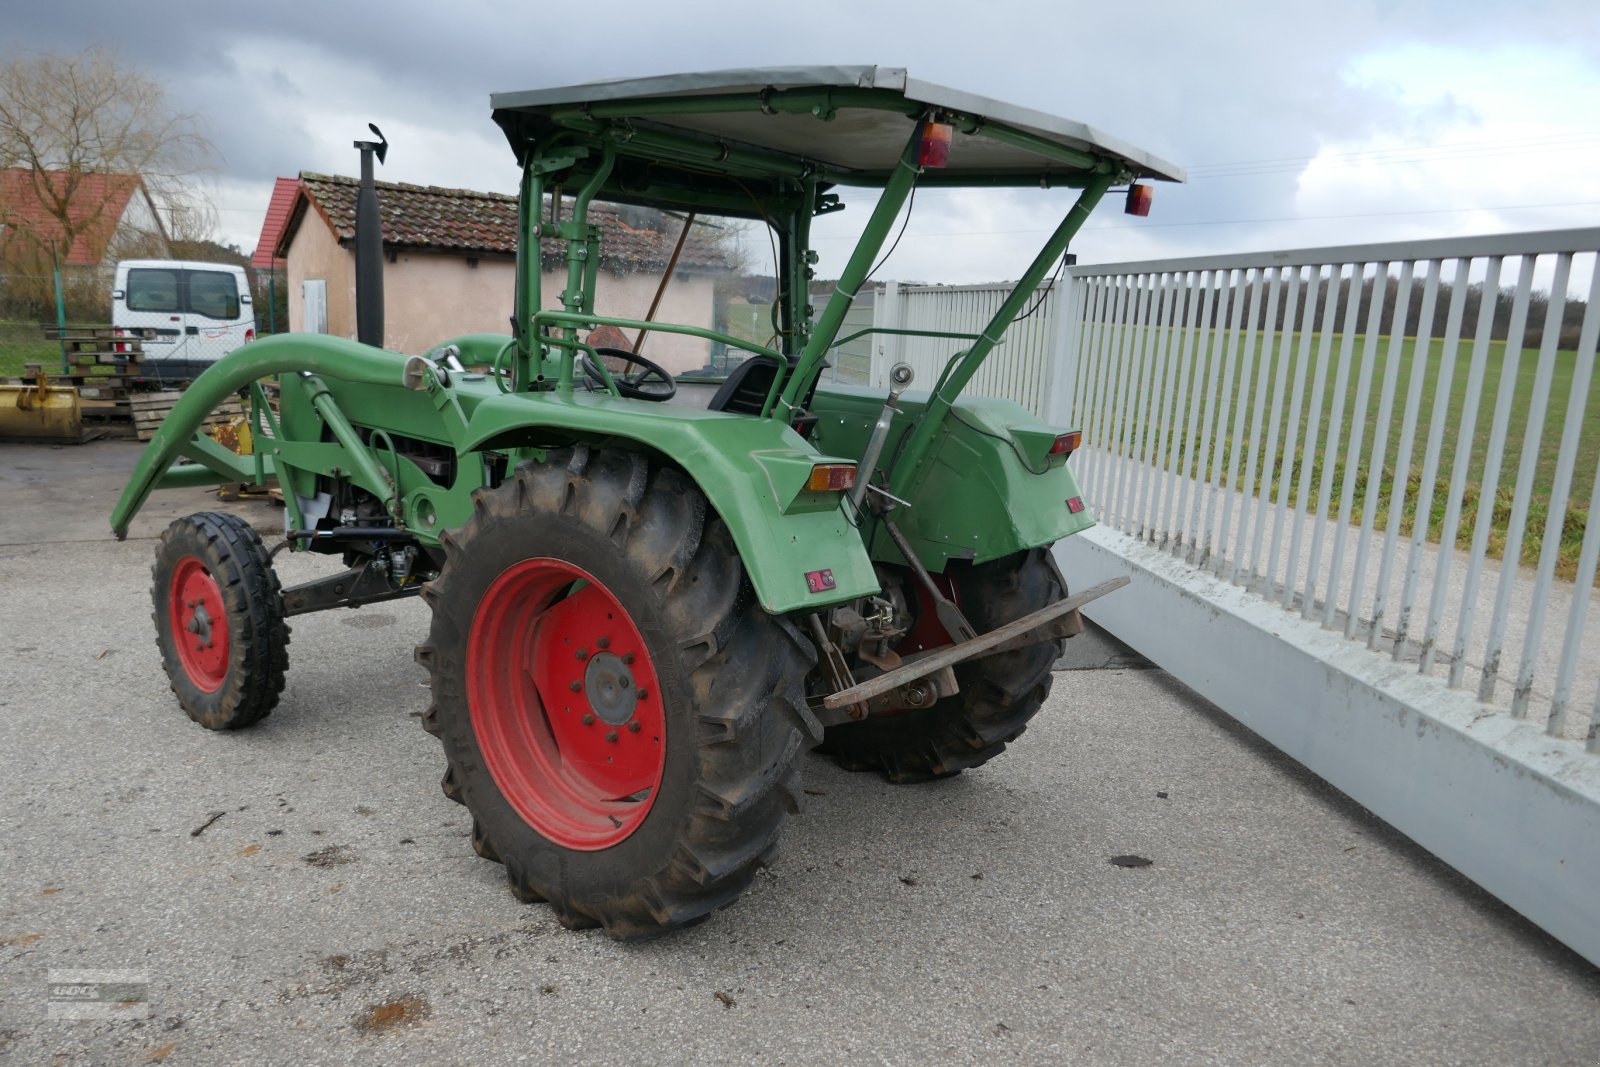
[1,439,1597,1065]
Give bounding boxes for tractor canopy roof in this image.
[491,65,1183,210]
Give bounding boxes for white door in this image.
[303,279,328,334]
[184,268,251,360]
[122,265,189,362]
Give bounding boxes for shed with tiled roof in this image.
[276,173,732,271]
[275,171,731,366]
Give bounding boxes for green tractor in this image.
[113,66,1179,937]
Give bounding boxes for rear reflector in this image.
[805,569,837,593]
[918,122,954,168]
[1066,497,1085,514]
[1125,184,1153,217]
[1049,430,1082,456]
[806,464,856,492]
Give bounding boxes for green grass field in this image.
[1085,322,1597,582]
[0,320,79,376]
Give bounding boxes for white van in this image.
[113,260,256,380]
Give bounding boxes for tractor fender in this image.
[460,391,877,614]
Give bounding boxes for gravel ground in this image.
[1,440,1596,1065]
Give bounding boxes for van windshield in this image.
[189,271,241,319]
[126,267,240,320]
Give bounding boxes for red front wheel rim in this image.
[168,556,229,691]
[467,559,667,851]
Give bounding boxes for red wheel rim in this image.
[168,555,229,691]
[467,559,667,850]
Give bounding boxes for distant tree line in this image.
[1091,271,1591,351]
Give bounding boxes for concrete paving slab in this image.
[0,439,1596,1064]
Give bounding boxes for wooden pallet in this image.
[43,326,144,351]
[4,338,149,437]
[130,391,246,442]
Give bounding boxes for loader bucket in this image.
[0,370,83,444]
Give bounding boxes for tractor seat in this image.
[706,355,783,416]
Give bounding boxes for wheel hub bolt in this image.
[597,637,610,649]
[626,721,641,733]
[622,653,635,665]
[636,688,648,701]
[575,648,589,662]
[569,680,582,692]
[605,730,619,742]
[581,713,596,725]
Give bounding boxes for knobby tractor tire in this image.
[416,447,818,939]
[820,547,1064,784]
[151,511,290,730]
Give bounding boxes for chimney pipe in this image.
[353,123,388,348]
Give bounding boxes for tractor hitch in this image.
[821,576,1129,712]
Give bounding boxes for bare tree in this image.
[0,46,216,267]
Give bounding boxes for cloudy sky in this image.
[12,0,1600,286]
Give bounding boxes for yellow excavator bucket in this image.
[0,366,83,444]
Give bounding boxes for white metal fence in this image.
[869,227,1600,964]
[869,280,1068,415]
[872,228,1600,749]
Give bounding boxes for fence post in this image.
[1045,271,1084,424]
[872,280,903,387]
[52,248,70,373]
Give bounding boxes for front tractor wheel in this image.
[820,547,1065,783]
[151,512,290,730]
[417,448,817,938]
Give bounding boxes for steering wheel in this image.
[581,346,677,402]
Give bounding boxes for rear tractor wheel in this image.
[151,511,290,730]
[819,547,1064,783]
[417,447,817,938]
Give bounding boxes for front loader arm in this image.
[110,334,412,540]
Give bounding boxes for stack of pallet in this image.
[129,391,247,442]
[37,328,146,438]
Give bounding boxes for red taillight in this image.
[918,122,953,168]
[245,328,255,343]
[1125,184,1153,217]
[1049,430,1082,456]
[806,464,857,492]
[1066,497,1085,514]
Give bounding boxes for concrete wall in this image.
[285,214,353,343]
[588,272,718,374]
[285,217,719,370]
[384,251,517,355]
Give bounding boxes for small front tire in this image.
[152,511,290,730]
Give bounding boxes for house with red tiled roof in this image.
[273,172,734,368]
[251,177,300,271]
[0,168,169,269]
